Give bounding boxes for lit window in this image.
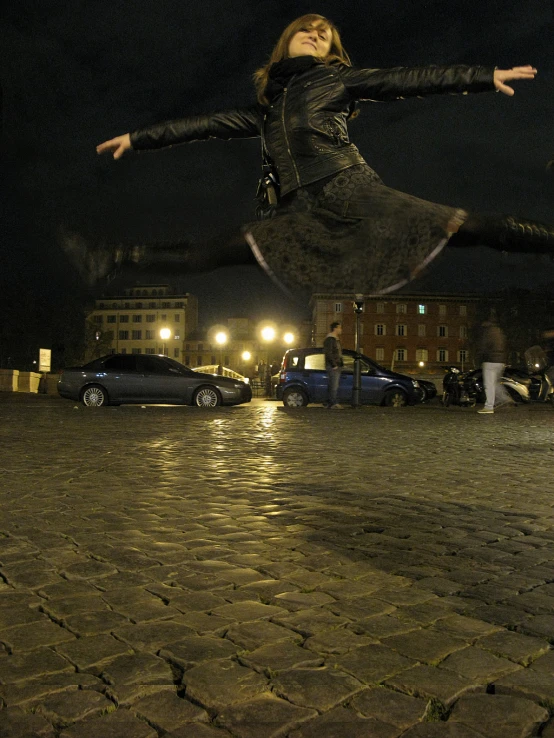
[418,304,426,314]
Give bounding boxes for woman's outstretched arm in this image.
[339,64,536,102]
[96,105,263,159]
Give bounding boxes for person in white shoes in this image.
[476,313,511,414]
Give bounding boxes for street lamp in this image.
[261,326,276,342]
[160,327,171,356]
[283,332,295,346]
[260,324,278,396]
[352,294,364,408]
[215,331,228,374]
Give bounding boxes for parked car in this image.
[417,378,438,403]
[276,348,421,407]
[58,354,252,408]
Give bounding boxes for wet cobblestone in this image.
[1,394,554,736]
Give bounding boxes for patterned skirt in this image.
[244,164,467,299]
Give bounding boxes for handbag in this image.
[255,115,280,221]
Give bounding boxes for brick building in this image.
[311,293,480,373]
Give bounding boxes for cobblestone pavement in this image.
[1,393,554,737]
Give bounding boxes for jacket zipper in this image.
[281,85,300,186]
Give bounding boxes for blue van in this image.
[276,348,421,407]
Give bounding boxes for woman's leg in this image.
[62,228,257,286]
[449,213,554,254]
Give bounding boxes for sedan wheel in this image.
[194,386,221,408]
[282,387,308,407]
[384,389,407,407]
[81,384,108,407]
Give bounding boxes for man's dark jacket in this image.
[323,333,343,370]
[130,60,495,197]
[477,320,507,364]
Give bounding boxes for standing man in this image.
[323,321,344,409]
[477,313,511,414]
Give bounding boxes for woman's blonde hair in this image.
[253,14,352,105]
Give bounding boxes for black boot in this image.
[60,229,255,286]
[450,213,554,254]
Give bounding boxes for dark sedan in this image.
[418,378,438,403]
[58,354,252,408]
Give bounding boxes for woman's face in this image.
[288,24,332,59]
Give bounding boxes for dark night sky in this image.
[2,0,554,361]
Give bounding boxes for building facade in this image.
[87,285,310,377]
[311,293,480,373]
[87,285,198,362]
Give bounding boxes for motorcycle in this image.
[500,346,554,405]
[441,366,480,407]
[463,346,554,406]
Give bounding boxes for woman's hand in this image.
[494,65,537,96]
[96,133,132,159]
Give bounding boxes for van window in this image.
[342,355,373,374]
[285,354,301,369]
[304,354,325,370]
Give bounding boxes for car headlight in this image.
[233,383,244,389]
[412,380,420,388]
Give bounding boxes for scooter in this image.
[442,366,480,407]
[501,346,554,404]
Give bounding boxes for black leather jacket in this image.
[130,61,495,198]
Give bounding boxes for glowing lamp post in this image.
[159,328,171,356]
[215,331,228,374]
[352,295,364,408]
